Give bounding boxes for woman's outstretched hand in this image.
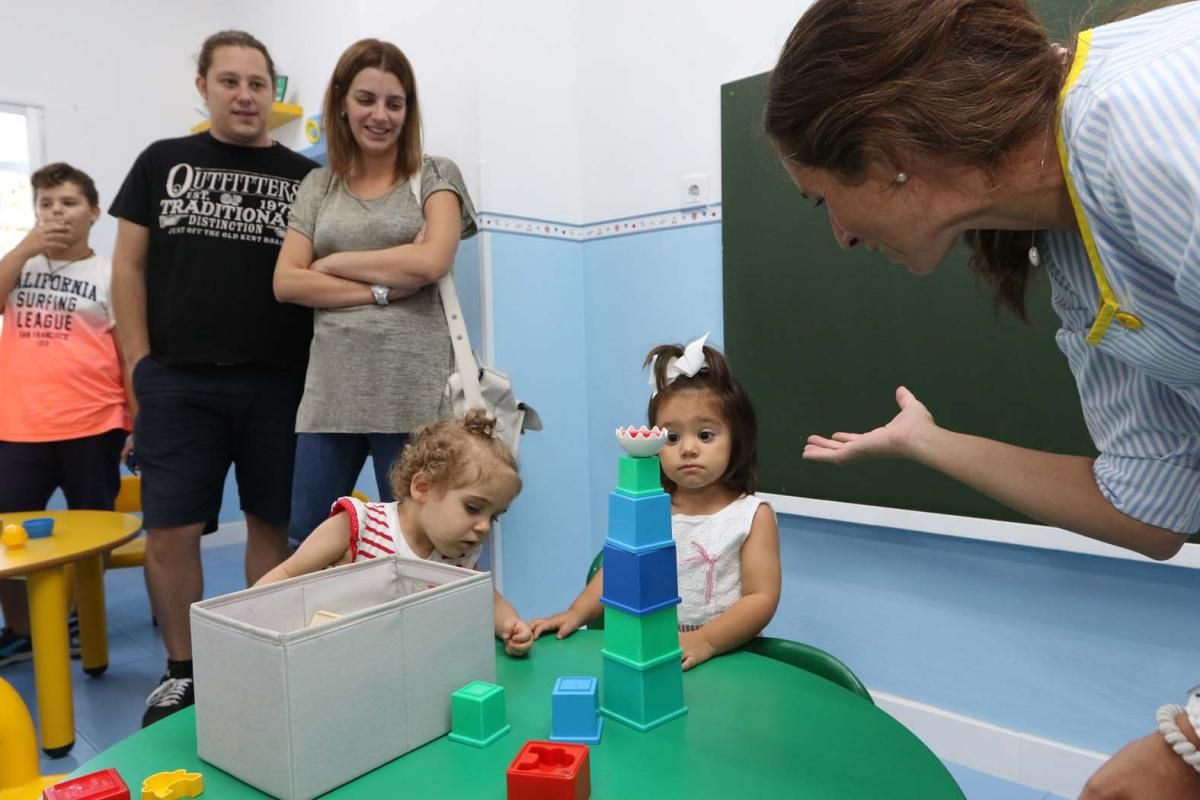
[803,386,934,464]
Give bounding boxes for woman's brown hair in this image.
[765,0,1065,320]
[646,341,759,496]
[389,410,520,500]
[323,39,423,180]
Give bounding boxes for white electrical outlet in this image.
[681,172,709,207]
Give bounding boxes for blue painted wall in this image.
[771,514,1198,754]
[487,232,592,616]
[581,223,724,559]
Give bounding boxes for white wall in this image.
[470,1,808,224]
[3,2,810,233]
[1,1,488,256]
[577,1,806,221]
[478,2,583,221]
[218,0,484,198]
[1,1,221,256]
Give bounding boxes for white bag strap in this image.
[411,163,486,410]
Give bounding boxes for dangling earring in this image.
[894,172,909,184]
[341,111,348,121]
[1027,128,1051,268]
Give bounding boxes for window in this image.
[0,103,44,256]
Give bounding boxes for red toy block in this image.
[43,768,130,800]
[506,740,590,800]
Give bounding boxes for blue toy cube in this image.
[448,680,511,747]
[607,491,672,553]
[550,676,603,744]
[599,541,680,615]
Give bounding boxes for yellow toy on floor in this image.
[0,677,64,800]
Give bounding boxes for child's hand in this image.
[680,630,716,671]
[501,618,534,657]
[528,610,587,641]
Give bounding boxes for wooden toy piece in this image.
[140,770,203,800]
[506,741,590,800]
[2,523,27,549]
[42,768,130,800]
[307,610,341,627]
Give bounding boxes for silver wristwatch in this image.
[370,284,390,305]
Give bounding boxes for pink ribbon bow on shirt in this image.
[680,542,719,605]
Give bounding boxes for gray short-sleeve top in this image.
[288,156,477,433]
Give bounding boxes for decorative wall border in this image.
[478,204,722,241]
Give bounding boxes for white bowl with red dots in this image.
[615,425,669,457]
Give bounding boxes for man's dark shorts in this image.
[132,357,304,530]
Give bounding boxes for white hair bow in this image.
[648,333,709,394]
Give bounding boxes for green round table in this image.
[70,631,963,798]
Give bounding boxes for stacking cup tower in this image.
[599,426,688,731]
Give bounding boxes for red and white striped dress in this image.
[328,496,482,568]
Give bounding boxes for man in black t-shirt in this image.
[110,30,317,728]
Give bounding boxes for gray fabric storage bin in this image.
[191,557,495,799]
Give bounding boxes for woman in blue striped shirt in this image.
[766,0,1199,797]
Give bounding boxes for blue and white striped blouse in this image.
[1043,1,1200,535]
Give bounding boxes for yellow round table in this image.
[0,510,142,758]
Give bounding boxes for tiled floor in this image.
[4,527,1068,798]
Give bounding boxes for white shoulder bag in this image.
[410,162,541,455]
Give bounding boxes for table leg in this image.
[74,555,108,677]
[25,567,74,757]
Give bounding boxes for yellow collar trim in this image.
[1056,29,1144,344]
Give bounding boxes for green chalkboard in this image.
[721,5,1105,524]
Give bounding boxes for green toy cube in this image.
[448,680,511,747]
[617,455,663,497]
[602,604,679,666]
[601,649,688,732]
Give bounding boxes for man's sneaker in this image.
[0,627,32,668]
[141,673,195,727]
